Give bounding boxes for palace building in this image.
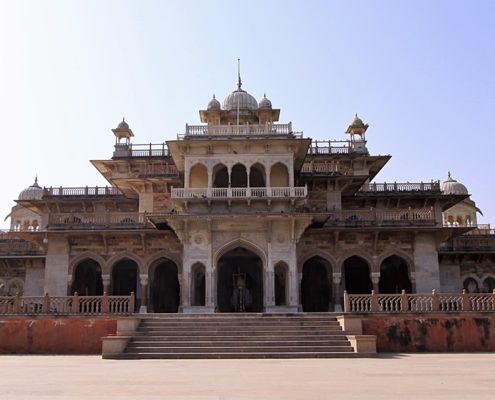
[2,76,495,314]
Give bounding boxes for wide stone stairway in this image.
[102,314,376,359]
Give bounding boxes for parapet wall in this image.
[0,316,117,354]
[361,313,495,352]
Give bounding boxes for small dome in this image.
[207,94,221,111]
[117,118,129,130]
[222,87,258,111]
[19,177,43,201]
[259,94,272,109]
[350,114,365,127]
[441,172,468,195]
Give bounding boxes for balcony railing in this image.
[180,122,302,138]
[113,143,170,158]
[344,290,495,313]
[171,186,307,200]
[47,212,149,229]
[440,234,495,252]
[324,208,436,227]
[307,139,367,155]
[300,162,352,175]
[0,293,135,315]
[43,186,122,197]
[358,182,441,193]
[0,238,43,256]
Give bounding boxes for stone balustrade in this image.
[43,186,122,197]
[171,186,307,200]
[47,212,149,229]
[181,122,300,138]
[300,162,352,175]
[358,181,441,193]
[325,208,436,226]
[344,289,495,313]
[113,143,171,158]
[440,234,495,252]
[0,293,135,315]
[0,236,43,255]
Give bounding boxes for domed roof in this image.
[259,94,272,110]
[222,89,258,111]
[117,118,129,130]
[441,172,469,195]
[19,177,43,201]
[350,114,365,127]
[207,94,221,111]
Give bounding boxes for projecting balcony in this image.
[113,143,171,158]
[47,212,150,230]
[171,186,307,203]
[179,122,302,139]
[323,208,437,227]
[307,139,368,155]
[43,186,123,197]
[0,232,44,257]
[440,232,495,253]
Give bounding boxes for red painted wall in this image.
[362,313,495,352]
[0,317,117,354]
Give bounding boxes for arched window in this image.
[190,164,208,188]
[213,164,228,188]
[231,164,247,187]
[482,277,495,293]
[250,163,266,187]
[463,277,479,293]
[270,163,289,187]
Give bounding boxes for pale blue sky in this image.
[1,0,494,227]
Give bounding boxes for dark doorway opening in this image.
[343,256,372,294]
[301,256,331,312]
[150,259,180,313]
[231,164,247,187]
[192,263,206,306]
[217,247,263,312]
[111,259,139,311]
[71,259,103,296]
[379,256,412,293]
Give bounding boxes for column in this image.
[371,272,381,293]
[139,275,148,313]
[102,274,111,294]
[67,275,72,295]
[332,272,342,311]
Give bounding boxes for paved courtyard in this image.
[1,354,494,400]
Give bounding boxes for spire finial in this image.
[237,58,242,90]
[448,170,452,180]
[34,175,38,185]
[213,94,215,99]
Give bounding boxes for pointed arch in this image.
[69,251,106,275]
[376,249,414,275]
[214,238,267,268]
[107,252,143,274]
[144,250,182,275]
[298,250,337,273]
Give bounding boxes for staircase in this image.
[103,314,376,359]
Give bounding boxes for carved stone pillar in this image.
[332,273,342,311]
[139,275,148,313]
[102,274,111,294]
[371,272,381,293]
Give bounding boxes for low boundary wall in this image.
[361,313,495,352]
[0,316,117,354]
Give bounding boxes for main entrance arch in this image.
[71,258,103,296]
[217,247,263,312]
[379,255,412,293]
[301,256,332,312]
[149,258,180,313]
[343,256,372,294]
[111,258,139,311]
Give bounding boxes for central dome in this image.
[222,89,258,111]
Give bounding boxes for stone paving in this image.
[1,354,494,399]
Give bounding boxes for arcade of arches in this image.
[69,253,414,313]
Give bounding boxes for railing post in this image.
[71,292,79,313]
[102,292,109,313]
[371,290,378,312]
[431,289,439,311]
[401,290,409,311]
[42,293,50,314]
[129,292,135,313]
[343,290,350,312]
[461,289,471,311]
[14,293,21,313]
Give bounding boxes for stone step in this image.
[138,322,341,328]
[131,334,350,341]
[104,352,371,360]
[129,339,351,347]
[125,345,355,354]
[135,329,344,336]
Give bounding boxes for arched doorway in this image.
[217,247,263,312]
[71,258,103,296]
[213,164,228,188]
[270,162,289,187]
[379,256,412,293]
[274,262,288,306]
[191,263,206,306]
[343,256,372,294]
[301,256,331,312]
[112,259,139,311]
[463,277,479,293]
[250,163,266,187]
[482,277,495,293]
[150,259,180,313]
[231,164,247,187]
[190,163,208,188]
